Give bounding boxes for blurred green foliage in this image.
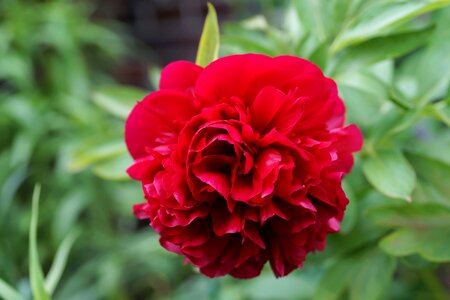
[1,0,450,299]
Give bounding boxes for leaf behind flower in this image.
[196,3,220,67]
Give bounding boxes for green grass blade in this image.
[45,229,80,296]
[195,3,220,67]
[29,184,51,300]
[0,278,24,300]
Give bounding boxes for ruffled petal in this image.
[250,86,286,133]
[126,155,161,180]
[133,202,151,220]
[211,203,242,236]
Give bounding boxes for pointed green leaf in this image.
[334,27,433,74]
[315,249,395,300]
[92,151,133,181]
[196,3,220,67]
[45,229,80,295]
[0,278,23,300]
[393,7,450,106]
[414,7,450,105]
[314,256,358,300]
[29,184,51,300]
[406,152,450,202]
[369,203,450,261]
[67,140,126,173]
[331,0,450,53]
[380,228,450,262]
[92,85,147,119]
[349,251,396,300]
[362,149,416,201]
[293,0,327,42]
[340,181,358,234]
[368,203,450,228]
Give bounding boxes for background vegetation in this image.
[0,0,449,299]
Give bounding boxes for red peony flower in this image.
[125,54,363,278]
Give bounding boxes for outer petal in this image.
[159,61,203,92]
[330,124,364,154]
[195,54,322,105]
[125,90,198,159]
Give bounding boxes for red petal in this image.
[230,252,267,279]
[125,90,197,159]
[160,238,182,255]
[255,148,282,178]
[330,124,364,153]
[288,78,345,132]
[133,202,151,219]
[159,61,202,92]
[211,204,242,236]
[126,156,160,180]
[190,155,233,197]
[250,86,286,133]
[230,173,262,202]
[274,96,306,134]
[243,221,265,249]
[195,54,322,105]
[183,235,231,266]
[235,240,262,267]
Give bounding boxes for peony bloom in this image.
[125,54,363,278]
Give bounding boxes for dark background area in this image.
[91,0,263,87]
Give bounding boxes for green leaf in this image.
[308,41,328,70]
[331,0,450,53]
[29,184,51,300]
[406,136,450,167]
[423,101,450,127]
[337,70,389,97]
[333,26,433,74]
[406,151,450,200]
[394,7,450,105]
[362,149,416,201]
[349,251,396,300]
[337,84,385,128]
[241,270,320,300]
[45,229,80,295]
[413,180,450,207]
[92,151,132,181]
[221,25,279,56]
[67,141,126,173]
[0,278,23,300]
[414,7,450,105]
[382,109,421,138]
[369,202,450,261]
[367,60,394,86]
[148,66,162,91]
[380,228,450,262]
[314,249,395,300]
[368,203,450,228]
[195,3,220,67]
[340,181,358,234]
[336,68,392,129]
[293,0,327,42]
[92,85,147,119]
[314,256,358,300]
